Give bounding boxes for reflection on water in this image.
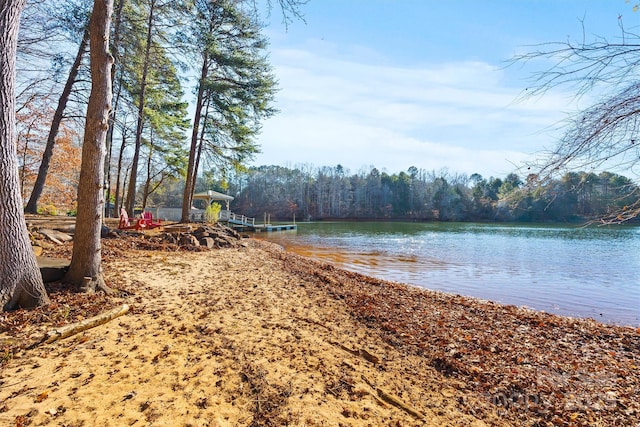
[258,222,640,326]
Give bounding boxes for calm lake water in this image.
[258,222,640,327]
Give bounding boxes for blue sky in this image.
[251,1,639,178]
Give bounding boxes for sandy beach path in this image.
[0,241,500,426]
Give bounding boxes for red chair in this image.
[142,211,162,229]
[118,208,146,231]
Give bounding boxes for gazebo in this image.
[192,190,234,211]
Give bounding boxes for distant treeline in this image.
[229,165,639,223]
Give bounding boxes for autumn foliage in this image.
[16,102,81,214]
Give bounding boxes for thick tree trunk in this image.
[64,0,113,292]
[0,0,50,310]
[24,26,89,214]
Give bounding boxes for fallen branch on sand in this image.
[28,304,130,349]
[361,375,425,420]
[375,386,425,420]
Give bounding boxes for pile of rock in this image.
[146,223,245,249]
[26,221,245,282]
[29,222,245,253]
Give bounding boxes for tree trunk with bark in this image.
[142,136,154,209]
[64,0,113,292]
[0,0,50,310]
[124,0,155,217]
[103,0,125,218]
[24,26,89,214]
[113,129,127,213]
[113,130,128,217]
[181,55,208,223]
[189,97,211,210]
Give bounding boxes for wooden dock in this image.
[250,224,297,232]
[219,211,296,232]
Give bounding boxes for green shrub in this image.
[37,204,58,215]
[205,202,221,224]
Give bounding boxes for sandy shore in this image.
[0,236,638,426]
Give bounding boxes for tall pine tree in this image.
[181,0,277,222]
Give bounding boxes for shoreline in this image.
[264,238,640,329]
[252,224,640,329]
[263,240,639,423]
[0,236,638,425]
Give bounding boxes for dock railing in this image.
[219,210,255,227]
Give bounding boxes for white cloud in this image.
[253,41,577,178]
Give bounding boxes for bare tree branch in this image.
[515,14,640,222]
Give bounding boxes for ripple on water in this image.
[260,222,640,326]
